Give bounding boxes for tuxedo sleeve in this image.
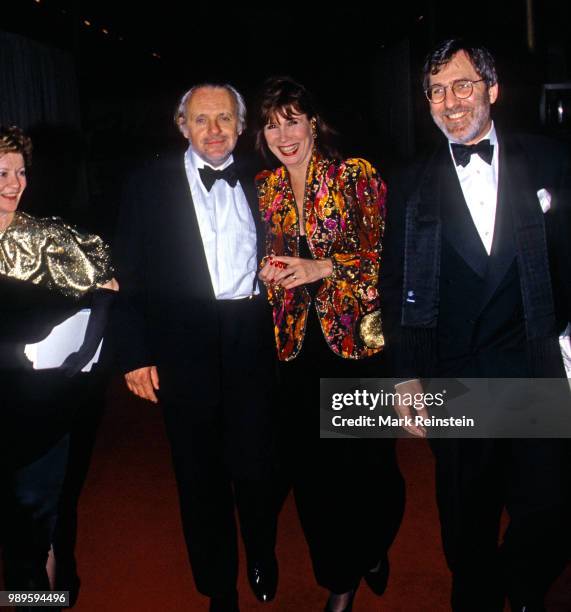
[111,171,154,373]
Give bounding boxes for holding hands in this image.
[259,255,333,290]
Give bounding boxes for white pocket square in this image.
[537,188,551,213]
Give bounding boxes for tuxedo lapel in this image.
[474,142,518,310]
[161,156,215,299]
[236,162,259,217]
[169,154,264,299]
[470,134,555,320]
[438,148,489,279]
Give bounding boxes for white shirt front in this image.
[449,123,499,255]
[184,146,258,299]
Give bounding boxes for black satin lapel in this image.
[167,160,215,297]
[234,157,259,216]
[238,170,259,218]
[439,156,488,278]
[478,147,517,305]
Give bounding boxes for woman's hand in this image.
[259,255,333,290]
[99,277,119,291]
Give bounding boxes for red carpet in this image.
[9,378,570,611]
[73,379,449,611]
[72,379,571,611]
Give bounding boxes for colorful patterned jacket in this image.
[256,152,386,361]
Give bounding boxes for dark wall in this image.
[3,0,571,215]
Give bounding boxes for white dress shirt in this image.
[449,123,499,255]
[184,146,258,299]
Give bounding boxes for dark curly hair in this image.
[0,126,33,165]
[255,76,339,162]
[422,38,498,91]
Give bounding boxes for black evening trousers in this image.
[430,437,571,611]
[278,308,405,594]
[157,296,278,597]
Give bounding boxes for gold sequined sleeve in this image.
[0,212,114,299]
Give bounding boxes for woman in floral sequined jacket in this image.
[255,77,404,612]
[257,150,385,360]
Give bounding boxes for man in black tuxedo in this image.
[113,84,278,612]
[382,39,571,611]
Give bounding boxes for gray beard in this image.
[433,105,491,144]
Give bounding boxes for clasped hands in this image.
[259,255,333,290]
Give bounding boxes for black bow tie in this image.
[451,140,494,167]
[198,163,239,192]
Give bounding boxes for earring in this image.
[311,118,317,141]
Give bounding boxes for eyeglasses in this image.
[425,79,485,104]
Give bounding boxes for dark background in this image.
[2,0,571,235]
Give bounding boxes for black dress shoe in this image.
[209,590,239,612]
[324,589,356,612]
[364,554,389,596]
[247,555,278,602]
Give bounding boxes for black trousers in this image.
[278,309,405,593]
[1,435,69,594]
[157,297,278,597]
[1,368,76,594]
[430,437,571,611]
[52,365,107,584]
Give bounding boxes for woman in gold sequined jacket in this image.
[0,126,116,602]
[255,78,404,612]
[0,130,114,297]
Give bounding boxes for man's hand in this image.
[125,366,160,403]
[394,379,428,438]
[259,255,333,290]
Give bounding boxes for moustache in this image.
[443,105,470,118]
[204,137,227,144]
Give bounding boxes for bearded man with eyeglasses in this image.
[382,39,571,612]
